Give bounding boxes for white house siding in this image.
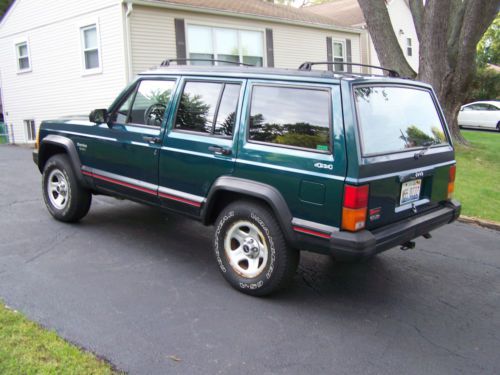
[129,5,361,75]
[387,0,419,71]
[0,0,127,143]
[369,0,419,72]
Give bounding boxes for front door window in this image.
[115,80,176,127]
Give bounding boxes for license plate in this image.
[400,179,422,205]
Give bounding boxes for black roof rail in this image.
[298,61,400,78]
[160,58,254,67]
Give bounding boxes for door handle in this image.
[143,136,161,144]
[208,145,232,156]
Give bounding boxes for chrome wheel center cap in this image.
[242,238,260,259]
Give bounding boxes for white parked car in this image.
[458,101,500,131]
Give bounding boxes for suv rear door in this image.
[346,82,455,230]
[235,80,347,231]
[158,76,245,213]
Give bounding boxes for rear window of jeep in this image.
[354,86,448,156]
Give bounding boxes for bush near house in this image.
[455,130,500,223]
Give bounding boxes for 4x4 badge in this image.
[314,162,333,170]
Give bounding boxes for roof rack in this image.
[298,62,400,78]
[160,58,254,67]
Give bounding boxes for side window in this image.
[80,24,101,72]
[116,80,176,126]
[16,41,31,72]
[175,81,241,136]
[214,84,240,136]
[476,104,490,111]
[248,85,331,152]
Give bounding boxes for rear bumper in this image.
[329,200,461,260]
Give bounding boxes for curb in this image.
[458,216,500,231]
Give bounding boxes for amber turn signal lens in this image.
[341,207,367,232]
[447,165,456,199]
[447,181,455,199]
[35,127,40,150]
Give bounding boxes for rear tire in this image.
[42,154,92,222]
[213,200,299,296]
[496,122,500,132]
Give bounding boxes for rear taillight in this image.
[448,165,456,199]
[341,184,369,232]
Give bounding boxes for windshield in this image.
[354,86,448,156]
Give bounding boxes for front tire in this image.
[42,154,92,222]
[213,201,299,296]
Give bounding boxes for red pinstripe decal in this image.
[158,192,202,207]
[292,226,331,239]
[82,170,157,195]
[82,169,202,207]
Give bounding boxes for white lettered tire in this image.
[42,154,92,222]
[214,200,299,296]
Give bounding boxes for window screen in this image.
[249,85,331,152]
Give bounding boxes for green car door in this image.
[158,76,246,214]
[234,80,347,230]
[82,78,178,203]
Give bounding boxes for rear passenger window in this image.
[175,81,240,136]
[214,84,240,136]
[248,85,331,152]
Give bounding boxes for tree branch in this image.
[408,0,424,42]
[357,0,416,77]
[446,0,466,71]
[452,0,500,92]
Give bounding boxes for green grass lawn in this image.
[455,130,500,222]
[0,302,117,374]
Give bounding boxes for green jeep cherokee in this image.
[33,60,461,296]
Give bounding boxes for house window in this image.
[407,38,412,57]
[80,24,100,72]
[187,25,264,66]
[15,41,31,72]
[24,120,36,141]
[333,40,345,72]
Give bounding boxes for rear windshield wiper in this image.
[414,141,436,160]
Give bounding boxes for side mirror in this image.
[89,109,108,124]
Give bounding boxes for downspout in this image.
[124,1,134,83]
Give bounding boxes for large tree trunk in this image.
[358,0,500,145]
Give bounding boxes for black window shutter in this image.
[174,18,187,64]
[265,28,274,67]
[346,39,352,73]
[326,36,333,71]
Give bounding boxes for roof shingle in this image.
[307,0,365,28]
[141,0,353,29]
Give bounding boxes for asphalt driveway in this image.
[1,145,499,374]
